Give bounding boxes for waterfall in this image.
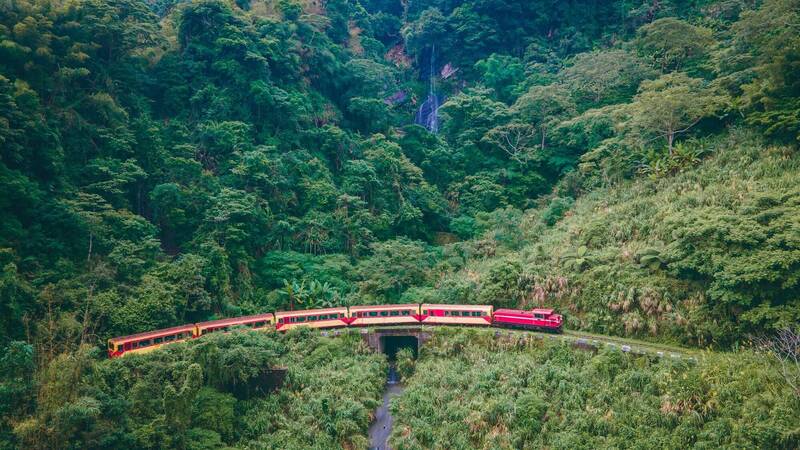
[415,45,442,133]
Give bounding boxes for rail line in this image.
[325,325,701,361]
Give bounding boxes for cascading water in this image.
[415,45,442,133]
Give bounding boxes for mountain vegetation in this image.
[390,328,800,449]
[5,328,386,449]
[1,0,799,448]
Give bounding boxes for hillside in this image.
[1,0,797,347]
[421,130,800,348]
[1,0,799,448]
[390,328,800,449]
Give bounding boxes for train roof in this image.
[196,313,274,329]
[349,303,418,311]
[421,303,493,310]
[109,324,196,343]
[274,307,347,316]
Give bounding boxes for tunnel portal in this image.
[380,335,418,361]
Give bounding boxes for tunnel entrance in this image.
[381,335,418,361]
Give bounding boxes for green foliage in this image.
[437,130,800,347]
[621,72,725,154]
[561,49,657,109]
[1,0,800,445]
[390,329,800,449]
[635,18,716,73]
[357,238,435,302]
[395,347,416,381]
[474,54,525,104]
[10,331,385,449]
[541,196,575,226]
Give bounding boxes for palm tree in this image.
[279,279,307,311]
[307,280,338,308]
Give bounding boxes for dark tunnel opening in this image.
[381,335,418,361]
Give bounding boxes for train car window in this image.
[279,318,284,324]
[297,316,306,322]
[308,316,316,321]
[390,310,400,316]
[380,311,389,317]
[401,310,410,316]
[369,311,378,317]
[140,340,151,347]
[534,314,543,319]
[164,335,174,342]
[422,310,428,315]
[154,337,163,344]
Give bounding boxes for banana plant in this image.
[560,245,590,271]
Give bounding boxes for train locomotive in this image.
[108,304,563,358]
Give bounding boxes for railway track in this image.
[337,325,701,361]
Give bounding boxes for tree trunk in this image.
[667,132,674,156]
[540,126,546,150]
[87,232,93,262]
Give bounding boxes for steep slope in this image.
[425,130,800,347]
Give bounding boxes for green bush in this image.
[390,329,800,449]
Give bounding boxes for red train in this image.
[108,304,563,358]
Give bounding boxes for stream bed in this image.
[368,366,405,450]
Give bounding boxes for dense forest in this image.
[390,328,800,449]
[1,0,799,448]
